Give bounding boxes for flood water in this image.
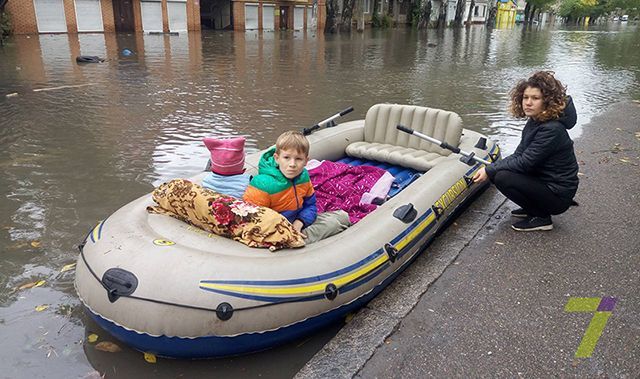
[1,22,639,378]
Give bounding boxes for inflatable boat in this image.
[74,104,500,358]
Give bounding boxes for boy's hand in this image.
[292,220,307,238]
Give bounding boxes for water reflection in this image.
[0,24,639,378]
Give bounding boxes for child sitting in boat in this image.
[243,131,350,244]
[202,136,251,199]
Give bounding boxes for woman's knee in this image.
[492,170,514,190]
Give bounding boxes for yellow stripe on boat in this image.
[395,210,436,251]
[200,254,390,296]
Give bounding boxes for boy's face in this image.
[274,148,308,179]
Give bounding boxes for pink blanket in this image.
[308,161,392,223]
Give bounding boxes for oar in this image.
[396,125,492,166]
[303,107,354,136]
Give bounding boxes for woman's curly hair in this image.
[508,71,567,122]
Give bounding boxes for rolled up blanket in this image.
[147,179,305,250]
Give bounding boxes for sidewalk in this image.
[296,101,640,378]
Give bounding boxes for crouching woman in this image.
[473,71,579,231]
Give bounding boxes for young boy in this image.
[243,131,349,244]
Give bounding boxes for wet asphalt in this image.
[297,101,640,378]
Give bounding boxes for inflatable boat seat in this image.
[345,103,463,171]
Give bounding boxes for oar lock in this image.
[384,243,399,262]
[102,268,138,303]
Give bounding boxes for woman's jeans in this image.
[492,170,573,218]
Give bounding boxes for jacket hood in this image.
[258,146,286,180]
[557,95,577,130]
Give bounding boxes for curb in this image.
[295,187,508,378]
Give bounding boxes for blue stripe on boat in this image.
[87,240,433,358]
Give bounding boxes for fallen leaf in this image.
[35,305,49,312]
[144,352,157,363]
[619,158,631,163]
[30,241,42,248]
[87,334,99,343]
[60,263,76,273]
[495,241,505,245]
[95,341,121,353]
[18,280,45,290]
[577,172,585,176]
[615,128,622,131]
[344,312,355,324]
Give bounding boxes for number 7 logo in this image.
[564,297,616,358]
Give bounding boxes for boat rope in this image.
[79,246,384,314]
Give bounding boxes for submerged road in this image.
[297,101,640,378]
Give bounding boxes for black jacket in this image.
[486,96,579,200]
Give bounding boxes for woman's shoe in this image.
[511,208,529,218]
[512,216,553,231]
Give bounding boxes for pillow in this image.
[147,179,305,250]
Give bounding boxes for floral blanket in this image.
[147,179,305,250]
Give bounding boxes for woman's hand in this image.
[473,166,489,183]
[292,219,307,238]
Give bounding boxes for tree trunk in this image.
[437,1,447,28]
[325,0,340,32]
[418,0,432,28]
[0,0,8,45]
[485,0,496,26]
[340,0,356,31]
[523,2,530,24]
[454,0,465,26]
[356,0,365,31]
[527,5,537,25]
[466,0,475,25]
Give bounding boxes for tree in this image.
[418,0,433,28]
[454,0,467,26]
[0,0,9,46]
[558,0,598,22]
[437,0,448,28]
[339,0,357,31]
[486,0,497,26]
[325,0,340,32]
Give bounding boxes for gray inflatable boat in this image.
[74,104,500,358]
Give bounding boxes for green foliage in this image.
[558,0,640,19]
[411,5,421,27]
[0,12,10,37]
[372,13,393,27]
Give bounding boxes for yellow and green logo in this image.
[565,296,616,358]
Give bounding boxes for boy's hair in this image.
[275,131,310,156]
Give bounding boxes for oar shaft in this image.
[396,125,491,165]
[303,107,354,135]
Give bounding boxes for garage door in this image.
[34,0,67,33]
[167,1,187,32]
[75,0,104,32]
[262,4,274,31]
[294,6,304,30]
[245,4,258,30]
[307,6,315,30]
[141,0,163,32]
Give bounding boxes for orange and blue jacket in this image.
[243,147,317,227]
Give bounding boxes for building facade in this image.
[5,0,321,34]
[232,0,324,31]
